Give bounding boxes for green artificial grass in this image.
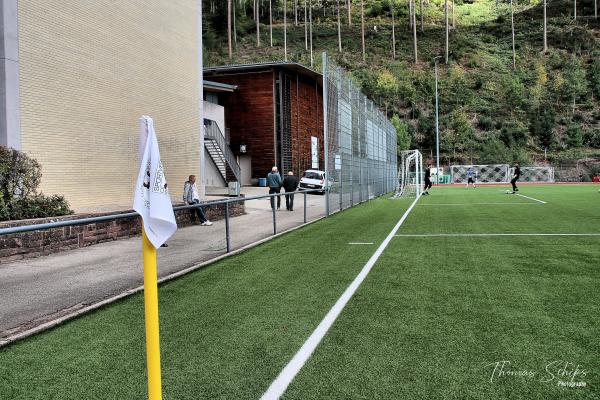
[0,196,412,400]
[283,185,600,399]
[0,185,598,399]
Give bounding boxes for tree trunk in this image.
[347,0,352,26]
[256,0,261,46]
[511,0,516,69]
[574,0,577,20]
[445,0,449,64]
[269,0,273,47]
[543,0,547,53]
[233,0,237,44]
[295,0,298,26]
[412,0,418,63]
[284,0,288,60]
[452,0,455,29]
[361,0,365,62]
[310,0,314,67]
[228,0,233,60]
[391,0,396,59]
[305,0,308,50]
[420,0,424,33]
[337,0,342,52]
[409,0,413,30]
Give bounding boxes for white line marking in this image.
[394,233,600,237]
[514,193,547,204]
[260,196,422,400]
[419,202,538,206]
[348,242,374,245]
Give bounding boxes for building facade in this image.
[204,63,325,184]
[1,0,203,212]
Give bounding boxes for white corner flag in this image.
[133,116,177,248]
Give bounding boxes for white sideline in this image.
[419,202,539,206]
[394,233,600,237]
[514,193,547,204]
[260,195,422,400]
[348,242,374,245]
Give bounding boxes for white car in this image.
[299,170,332,194]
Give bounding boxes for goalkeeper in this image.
[423,163,433,195]
[510,162,520,193]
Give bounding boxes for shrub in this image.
[584,129,600,149]
[0,146,73,221]
[565,124,584,148]
[478,116,493,131]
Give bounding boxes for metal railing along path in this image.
[0,189,324,253]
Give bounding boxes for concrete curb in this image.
[0,215,326,348]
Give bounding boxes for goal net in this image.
[450,164,509,184]
[451,164,555,184]
[510,166,555,182]
[392,150,423,198]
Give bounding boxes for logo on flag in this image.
[133,116,177,248]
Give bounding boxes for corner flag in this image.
[133,116,177,400]
[133,116,177,248]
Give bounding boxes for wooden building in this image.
[204,62,324,183]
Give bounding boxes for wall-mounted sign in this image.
[335,154,341,170]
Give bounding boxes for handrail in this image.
[0,189,324,236]
[204,119,241,182]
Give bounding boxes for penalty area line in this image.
[260,196,422,400]
[348,242,374,245]
[514,193,547,204]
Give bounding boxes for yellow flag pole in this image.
[142,224,163,400]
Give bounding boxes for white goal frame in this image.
[392,150,423,198]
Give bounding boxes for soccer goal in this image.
[392,150,423,198]
[451,164,555,184]
[450,164,510,184]
[511,166,555,182]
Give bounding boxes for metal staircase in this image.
[204,119,240,184]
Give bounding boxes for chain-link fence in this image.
[322,53,397,215]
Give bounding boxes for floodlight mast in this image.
[434,56,442,184]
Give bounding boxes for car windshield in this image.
[303,171,322,180]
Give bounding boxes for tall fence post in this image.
[322,52,330,217]
[272,196,277,235]
[303,192,307,223]
[225,202,231,252]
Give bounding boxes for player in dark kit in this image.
[510,162,520,193]
[423,163,433,195]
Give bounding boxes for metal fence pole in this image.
[272,196,277,235]
[225,202,231,252]
[322,52,330,217]
[303,192,307,223]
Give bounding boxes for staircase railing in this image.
[204,119,241,182]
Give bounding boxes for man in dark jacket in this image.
[267,166,283,210]
[510,162,521,193]
[282,171,299,211]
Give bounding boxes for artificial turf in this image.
[0,184,598,399]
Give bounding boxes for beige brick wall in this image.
[18,0,201,212]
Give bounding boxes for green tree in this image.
[392,114,411,153]
[565,124,583,148]
[588,53,600,99]
[563,56,587,115]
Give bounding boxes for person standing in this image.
[282,171,299,211]
[510,162,521,193]
[466,167,476,188]
[183,175,213,226]
[423,162,433,195]
[267,166,283,210]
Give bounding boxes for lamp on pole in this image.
[434,56,442,184]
